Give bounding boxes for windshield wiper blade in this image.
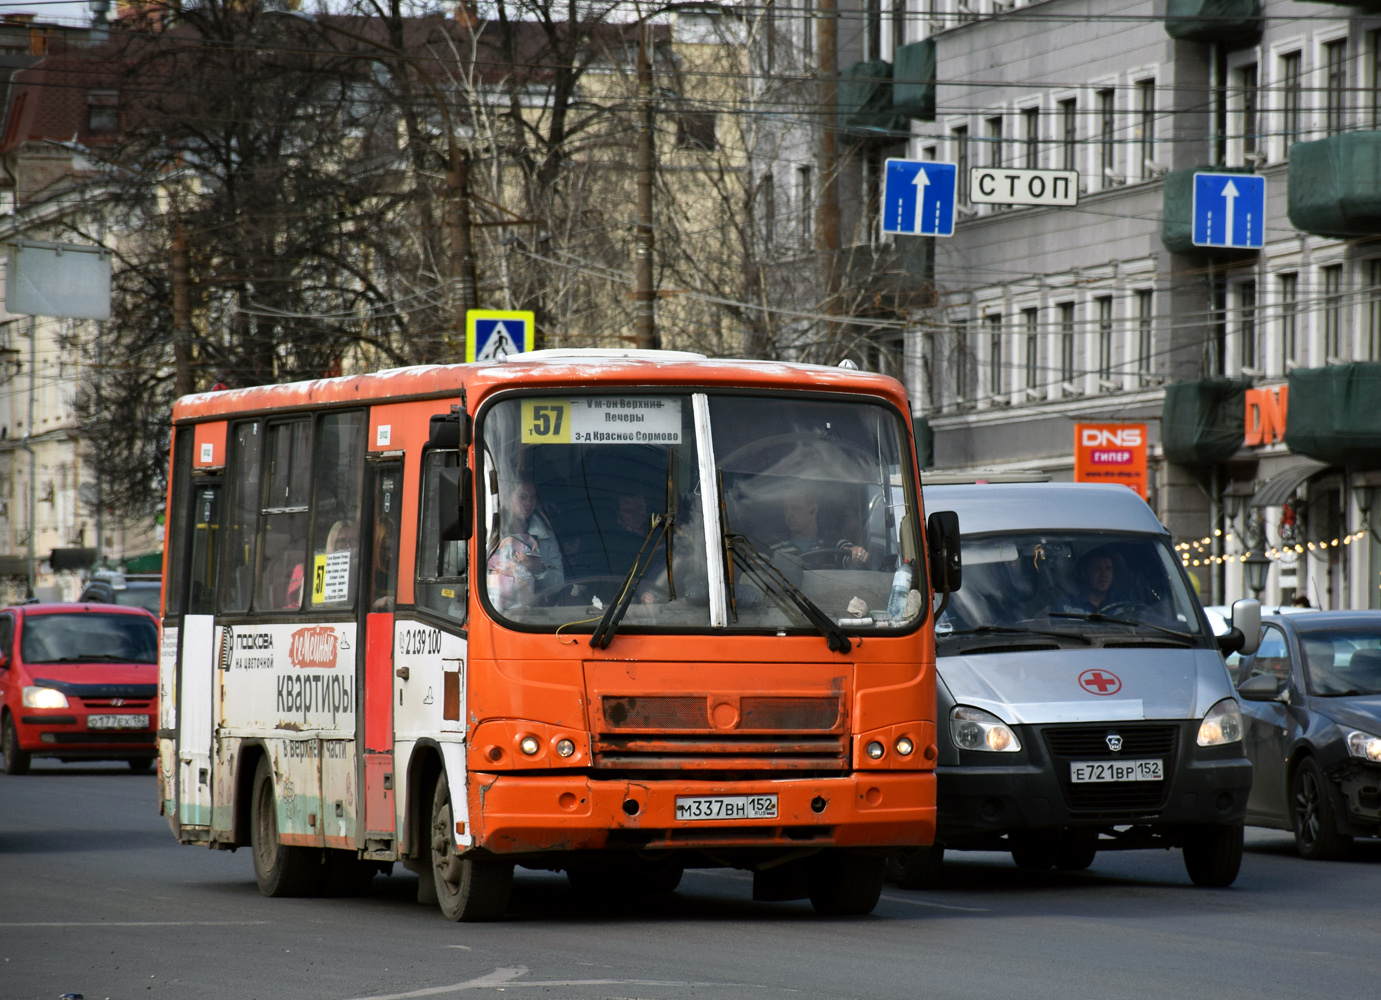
[1047,611,1197,642]
[941,624,1092,644]
[728,533,852,654]
[589,514,671,650]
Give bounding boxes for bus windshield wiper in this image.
[1047,611,1197,642]
[727,533,852,654]
[941,624,1092,645]
[589,514,671,649]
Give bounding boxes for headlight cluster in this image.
[1346,730,1381,763]
[951,706,1020,752]
[22,686,69,709]
[1196,698,1243,746]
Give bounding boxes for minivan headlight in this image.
[951,705,1021,752]
[1196,697,1243,746]
[1346,730,1381,763]
[22,686,69,709]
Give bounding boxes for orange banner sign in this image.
[1244,384,1288,447]
[1074,423,1148,499]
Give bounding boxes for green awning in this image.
[1164,0,1262,41]
[1161,167,1259,257]
[1285,363,1381,468]
[1287,133,1381,237]
[1162,378,1251,466]
[839,60,907,136]
[892,40,935,122]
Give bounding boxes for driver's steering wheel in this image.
[1097,600,1148,617]
[800,547,850,570]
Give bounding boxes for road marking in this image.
[344,967,776,1000]
[344,967,528,1000]
[878,893,989,912]
[0,920,271,927]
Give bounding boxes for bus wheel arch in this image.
[232,741,269,847]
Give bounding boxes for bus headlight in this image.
[866,741,885,759]
[951,706,1021,752]
[519,736,540,756]
[555,739,576,758]
[1196,698,1243,746]
[22,686,69,709]
[895,737,914,756]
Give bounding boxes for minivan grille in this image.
[1043,724,1179,814]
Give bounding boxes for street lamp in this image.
[1244,550,1271,600]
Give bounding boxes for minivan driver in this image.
[1060,550,1118,614]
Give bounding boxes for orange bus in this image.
[158,349,954,919]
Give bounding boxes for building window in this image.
[1239,280,1258,369]
[953,125,970,204]
[1059,301,1076,385]
[1137,289,1154,374]
[1022,107,1040,170]
[1369,260,1381,360]
[802,1,814,63]
[675,112,717,151]
[1279,272,1298,368]
[1281,51,1302,152]
[1059,98,1077,172]
[892,0,906,54]
[1096,295,1113,383]
[1097,89,1116,183]
[1373,31,1381,128]
[864,149,882,244]
[866,0,882,61]
[1024,307,1039,389]
[87,90,119,134]
[1238,63,1258,159]
[797,165,812,243]
[1136,79,1155,178]
[954,319,971,405]
[1326,39,1348,136]
[761,172,776,247]
[922,144,936,160]
[987,312,1003,397]
[986,116,1004,168]
[1323,263,1345,359]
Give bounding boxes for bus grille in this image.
[1043,724,1180,815]
[602,696,839,731]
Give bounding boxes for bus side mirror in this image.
[927,510,962,594]
[429,408,471,449]
[438,466,474,541]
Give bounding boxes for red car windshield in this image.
[21,613,158,665]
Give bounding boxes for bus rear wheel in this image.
[250,757,321,897]
[808,852,885,916]
[430,774,512,921]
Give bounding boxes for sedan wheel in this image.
[1291,756,1352,861]
[2,714,30,775]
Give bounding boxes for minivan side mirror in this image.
[1238,673,1285,702]
[1216,599,1261,656]
[927,510,962,594]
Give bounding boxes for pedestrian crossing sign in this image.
[466,309,535,362]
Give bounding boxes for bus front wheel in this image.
[430,774,512,921]
[250,757,320,897]
[808,851,885,916]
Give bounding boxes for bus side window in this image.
[308,411,367,611]
[187,484,221,615]
[254,419,312,613]
[164,426,194,618]
[220,420,263,615]
[416,450,467,623]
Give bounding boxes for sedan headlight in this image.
[1196,697,1243,746]
[951,705,1021,752]
[1346,730,1381,763]
[22,686,69,709]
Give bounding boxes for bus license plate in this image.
[88,714,150,730]
[675,795,778,821]
[1070,759,1162,783]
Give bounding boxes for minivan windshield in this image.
[21,612,159,664]
[937,531,1205,647]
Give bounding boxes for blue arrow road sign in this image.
[882,159,957,237]
[1192,173,1265,249]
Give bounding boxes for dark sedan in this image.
[1237,611,1381,859]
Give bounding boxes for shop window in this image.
[308,411,367,611]
[416,450,468,622]
[220,420,263,614]
[254,420,312,612]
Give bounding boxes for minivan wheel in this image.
[1054,842,1097,871]
[888,846,945,889]
[2,714,30,775]
[1182,823,1244,887]
[1291,756,1352,861]
[1010,841,1057,870]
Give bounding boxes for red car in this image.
[0,603,160,774]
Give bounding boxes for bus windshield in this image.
[478,392,922,634]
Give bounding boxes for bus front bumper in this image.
[466,771,935,855]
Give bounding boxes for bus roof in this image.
[170,353,909,423]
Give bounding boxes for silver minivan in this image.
[896,483,1260,887]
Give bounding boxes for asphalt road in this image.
[3,760,1379,1000]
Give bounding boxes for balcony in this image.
[892,40,936,123]
[1160,167,1259,258]
[1287,132,1381,237]
[1164,0,1261,43]
[1284,363,1381,468]
[839,60,906,139]
[1161,378,1251,466]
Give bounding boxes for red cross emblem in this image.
[1078,669,1122,696]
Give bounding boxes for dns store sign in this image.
[1074,423,1148,499]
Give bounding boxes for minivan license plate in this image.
[675,795,777,821]
[87,714,149,730]
[1070,758,1162,783]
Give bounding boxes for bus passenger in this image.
[487,478,564,610]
